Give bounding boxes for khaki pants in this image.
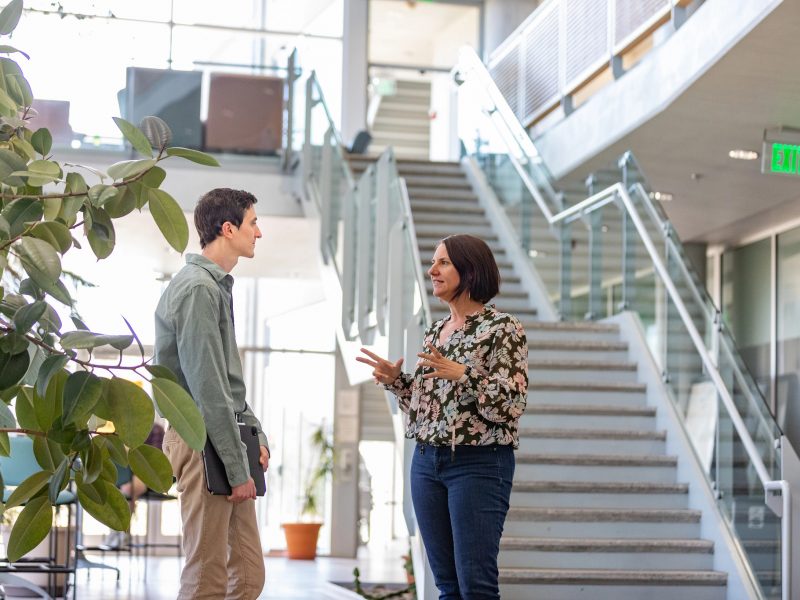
[164,427,265,600]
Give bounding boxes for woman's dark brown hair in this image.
[440,234,500,303]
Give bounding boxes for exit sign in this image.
[763,141,800,176]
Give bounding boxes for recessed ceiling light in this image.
[650,191,674,202]
[729,149,759,160]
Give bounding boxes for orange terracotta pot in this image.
[281,522,322,560]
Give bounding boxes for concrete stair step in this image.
[528,359,638,383]
[513,453,677,483]
[498,537,714,570]
[372,119,430,134]
[510,480,689,509]
[412,212,487,227]
[406,187,476,200]
[527,386,647,406]
[371,136,429,149]
[518,427,666,455]
[403,175,471,189]
[528,339,629,361]
[411,199,484,213]
[499,569,726,600]
[504,506,699,539]
[415,223,493,237]
[521,402,655,430]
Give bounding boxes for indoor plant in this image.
[0,0,209,562]
[281,423,333,559]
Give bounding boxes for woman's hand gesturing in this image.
[417,342,467,381]
[357,348,404,385]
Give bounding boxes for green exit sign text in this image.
[770,142,800,175]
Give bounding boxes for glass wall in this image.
[777,229,800,450]
[722,238,772,405]
[13,0,343,146]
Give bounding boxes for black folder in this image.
[202,424,267,496]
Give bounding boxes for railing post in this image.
[618,157,636,310]
[375,153,391,335]
[559,220,573,319]
[356,166,375,345]
[319,127,334,263]
[303,75,315,188]
[341,178,358,340]
[282,48,297,172]
[585,174,603,320]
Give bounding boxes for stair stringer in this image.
[608,311,762,600]
[461,156,558,321]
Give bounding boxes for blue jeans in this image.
[411,443,514,600]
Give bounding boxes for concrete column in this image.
[341,0,369,146]
[330,345,361,557]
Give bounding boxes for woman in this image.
[357,234,528,600]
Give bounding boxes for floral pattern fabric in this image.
[385,306,528,448]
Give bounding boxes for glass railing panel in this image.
[716,352,783,599]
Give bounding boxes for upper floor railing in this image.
[456,45,796,600]
[489,0,694,126]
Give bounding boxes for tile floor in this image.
[50,543,407,600]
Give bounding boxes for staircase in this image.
[349,155,729,599]
[369,81,431,159]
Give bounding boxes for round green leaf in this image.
[106,158,156,181]
[144,364,177,383]
[128,445,172,493]
[84,206,116,260]
[36,369,66,431]
[3,197,43,238]
[100,434,129,467]
[140,116,172,150]
[0,148,27,187]
[29,221,72,254]
[14,386,39,430]
[60,331,134,351]
[105,377,155,448]
[150,378,205,451]
[62,371,103,425]
[5,470,49,510]
[140,166,166,189]
[165,147,220,167]
[35,355,68,398]
[48,457,69,504]
[149,189,188,253]
[0,349,29,389]
[7,496,52,562]
[76,476,105,504]
[13,300,46,333]
[0,45,30,59]
[31,128,53,157]
[112,117,153,158]
[0,399,14,427]
[17,236,62,288]
[81,439,105,485]
[0,331,28,354]
[0,0,23,36]
[77,478,130,532]
[33,435,65,472]
[104,185,137,218]
[24,160,61,187]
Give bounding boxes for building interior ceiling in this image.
[554,0,800,247]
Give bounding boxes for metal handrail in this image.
[458,49,791,600]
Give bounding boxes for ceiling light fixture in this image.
[650,191,674,202]
[729,149,759,160]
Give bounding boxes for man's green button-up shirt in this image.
[154,253,268,487]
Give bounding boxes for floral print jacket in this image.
[385,306,528,448]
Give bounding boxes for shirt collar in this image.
[186,253,233,286]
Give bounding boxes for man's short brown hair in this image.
[194,188,258,248]
[440,234,500,303]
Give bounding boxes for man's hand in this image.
[228,478,257,503]
[259,445,269,472]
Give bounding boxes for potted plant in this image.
[0,0,209,566]
[281,424,333,559]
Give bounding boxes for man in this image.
[156,188,268,599]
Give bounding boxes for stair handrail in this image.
[456,47,793,600]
